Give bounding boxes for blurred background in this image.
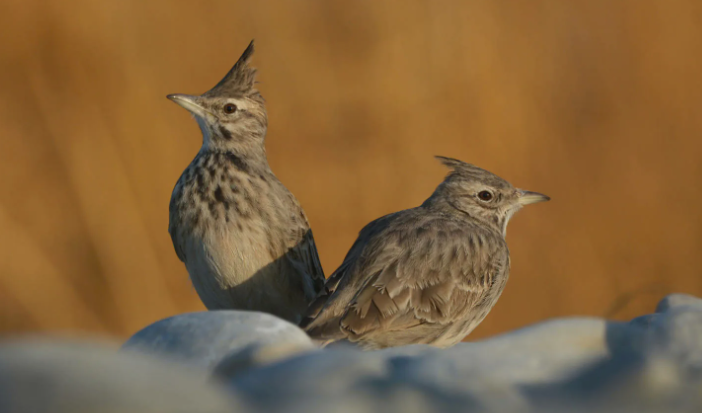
[0,0,700,340]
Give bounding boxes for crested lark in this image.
[301,156,549,349]
[167,41,325,323]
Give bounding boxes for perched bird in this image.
[301,156,549,349]
[167,40,325,323]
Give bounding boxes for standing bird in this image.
[301,156,549,349]
[167,41,325,324]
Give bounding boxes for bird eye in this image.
[477,191,493,202]
[223,104,238,114]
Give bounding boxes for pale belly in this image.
[181,227,308,323]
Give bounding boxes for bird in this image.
[301,156,549,349]
[167,40,325,324]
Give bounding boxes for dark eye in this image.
[477,191,493,202]
[223,103,237,114]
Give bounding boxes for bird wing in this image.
[286,228,326,299]
[306,213,509,345]
[300,212,398,333]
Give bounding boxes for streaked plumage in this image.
[301,156,549,349]
[168,41,324,323]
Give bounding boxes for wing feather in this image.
[305,211,508,347]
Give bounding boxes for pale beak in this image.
[517,189,550,205]
[167,94,209,117]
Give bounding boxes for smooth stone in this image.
[213,341,317,378]
[384,317,651,389]
[655,294,702,313]
[629,314,659,329]
[9,293,702,412]
[228,318,650,412]
[225,298,702,413]
[0,337,240,413]
[646,306,702,366]
[122,310,314,371]
[536,354,701,413]
[231,347,477,413]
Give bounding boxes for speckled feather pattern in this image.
[301,157,546,350]
[168,41,325,324]
[302,209,510,349]
[169,149,325,323]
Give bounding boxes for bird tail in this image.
[298,293,329,330]
[299,265,347,330]
[299,265,350,347]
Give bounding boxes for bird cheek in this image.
[209,112,223,123]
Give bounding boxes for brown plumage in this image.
[301,156,549,349]
[167,40,325,323]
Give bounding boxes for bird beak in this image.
[167,94,208,117]
[517,189,550,205]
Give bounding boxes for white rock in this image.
[11,294,702,412]
[122,310,314,371]
[224,295,702,413]
[213,341,317,378]
[655,293,702,313]
[647,305,702,366]
[0,337,240,413]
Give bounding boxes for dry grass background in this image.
[0,0,701,340]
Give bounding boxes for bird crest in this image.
[204,40,258,98]
[435,156,511,188]
[435,156,485,177]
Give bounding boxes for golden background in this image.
[1,0,700,340]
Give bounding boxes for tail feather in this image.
[299,264,348,329]
[299,292,331,330]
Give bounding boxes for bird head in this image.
[167,40,267,153]
[430,156,550,236]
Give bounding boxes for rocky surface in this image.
[2,293,702,412]
[0,338,240,413]
[122,310,314,372]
